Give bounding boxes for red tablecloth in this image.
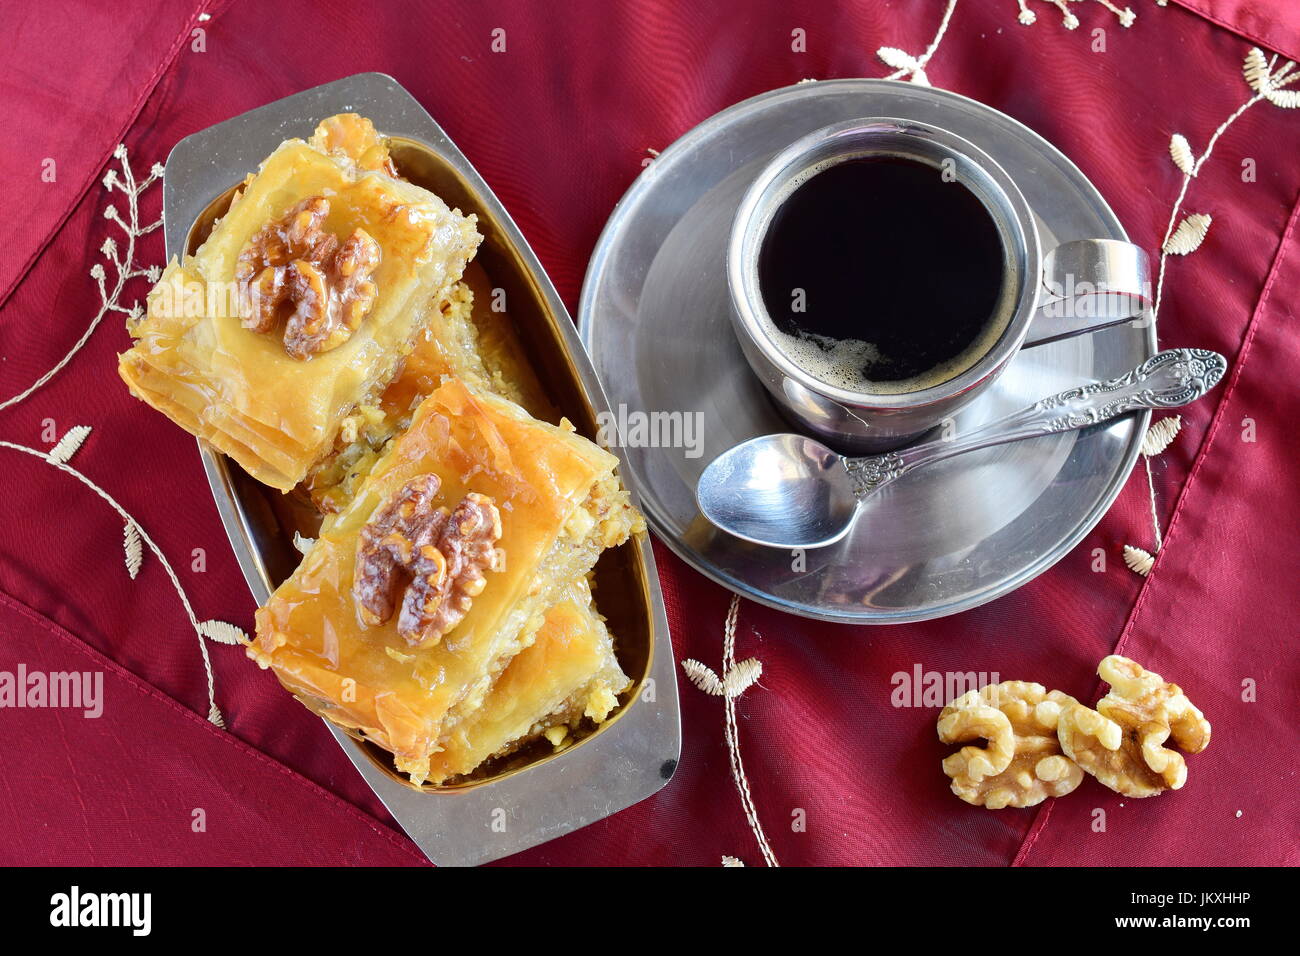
[1,0,1296,866]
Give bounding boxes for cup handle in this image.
[1022,238,1152,348]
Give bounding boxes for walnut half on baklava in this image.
[250,378,641,784]
[118,115,481,491]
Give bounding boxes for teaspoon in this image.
[696,348,1227,549]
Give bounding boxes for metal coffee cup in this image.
[727,117,1151,452]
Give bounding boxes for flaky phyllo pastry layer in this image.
[304,262,556,514]
[251,379,640,785]
[424,576,629,784]
[118,114,482,490]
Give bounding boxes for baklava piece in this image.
[250,379,640,784]
[304,262,556,513]
[118,114,481,491]
[425,577,630,785]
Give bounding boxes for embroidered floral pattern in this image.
[680,595,777,867]
[0,146,241,727]
[1124,48,1300,571]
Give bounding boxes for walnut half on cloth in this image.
[938,681,1084,809]
[1058,655,1211,798]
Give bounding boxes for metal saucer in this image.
[579,80,1154,624]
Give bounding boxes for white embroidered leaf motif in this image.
[0,150,226,733]
[3,145,163,413]
[1016,0,1132,27]
[1164,213,1212,255]
[123,521,143,579]
[1260,58,1300,107]
[723,658,763,698]
[1243,48,1271,94]
[1141,415,1183,457]
[681,658,724,696]
[197,620,249,646]
[47,425,91,464]
[1122,544,1155,577]
[1265,87,1300,109]
[1169,134,1195,175]
[721,855,745,867]
[876,46,919,72]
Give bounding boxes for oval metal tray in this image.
[162,73,680,866]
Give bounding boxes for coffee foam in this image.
[764,307,1013,396]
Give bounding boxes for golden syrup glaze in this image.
[161,113,656,791]
[381,262,556,423]
[304,262,560,513]
[119,129,481,490]
[424,577,628,785]
[252,378,623,776]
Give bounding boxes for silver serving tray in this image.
[163,73,680,866]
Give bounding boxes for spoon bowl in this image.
[696,432,859,549]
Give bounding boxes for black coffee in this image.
[758,156,1005,390]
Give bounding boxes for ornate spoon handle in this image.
[845,348,1227,498]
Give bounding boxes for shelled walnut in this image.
[353,474,504,647]
[1057,655,1211,798]
[939,682,1084,809]
[235,196,381,359]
